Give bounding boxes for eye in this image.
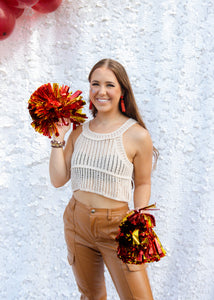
[107,84,115,87]
[92,83,99,86]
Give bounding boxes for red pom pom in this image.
[28,83,87,138]
[116,206,166,264]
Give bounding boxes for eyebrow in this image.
[91,80,115,84]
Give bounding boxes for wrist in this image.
[52,134,65,143]
[51,140,65,148]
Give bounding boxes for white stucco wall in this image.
[0,0,213,299]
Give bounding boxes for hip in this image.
[73,190,129,209]
[64,195,129,243]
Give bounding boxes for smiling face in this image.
[89,67,122,114]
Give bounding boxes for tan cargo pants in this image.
[63,196,154,300]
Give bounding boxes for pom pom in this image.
[116,204,166,264]
[28,83,87,138]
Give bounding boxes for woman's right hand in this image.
[54,118,71,141]
[49,117,73,187]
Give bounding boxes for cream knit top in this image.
[71,118,137,202]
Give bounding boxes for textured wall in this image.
[0,0,213,299]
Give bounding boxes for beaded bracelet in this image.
[51,140,65,148]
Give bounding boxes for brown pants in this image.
[63,196,154,300]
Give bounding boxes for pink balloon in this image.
[4,0,39,9]
[32,0,62,14]
[0,0,16,40]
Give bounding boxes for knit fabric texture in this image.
[71,118,137,202]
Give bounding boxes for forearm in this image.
[49,148,70,187]
[133,183,151,209]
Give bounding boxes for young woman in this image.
[49,59,158,299]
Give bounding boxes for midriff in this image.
[73,190,128,209]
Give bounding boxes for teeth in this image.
[97,99,109,102]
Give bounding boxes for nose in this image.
[98,85,106,96]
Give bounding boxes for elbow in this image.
[50,175,70,188]
[50,177,64,188]
[134,181,151,189]
[51,182,63,188]
[50,179,62,188]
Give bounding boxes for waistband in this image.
[69,196,129,215]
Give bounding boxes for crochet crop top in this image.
[70,118,137,202]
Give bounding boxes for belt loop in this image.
[107,209,112,220]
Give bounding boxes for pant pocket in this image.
[63,197,75,222]
[95,210,128,241]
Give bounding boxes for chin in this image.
[96,108,111,113]
[95,104,111,111]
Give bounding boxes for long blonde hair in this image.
[88,58,159,166]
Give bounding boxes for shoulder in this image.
[127,122,152,144]
[122,121,152,161]
[73,123,83,138]
[125,122,153,154]
[67,123,83,147]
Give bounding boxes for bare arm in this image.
[49,133,73,187]
[49,119,81,188]
[132,128,153,209]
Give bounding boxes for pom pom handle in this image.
[139,203,159,211]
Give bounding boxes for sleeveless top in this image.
[70,118,137,202]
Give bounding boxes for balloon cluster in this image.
[0,0,63,40]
